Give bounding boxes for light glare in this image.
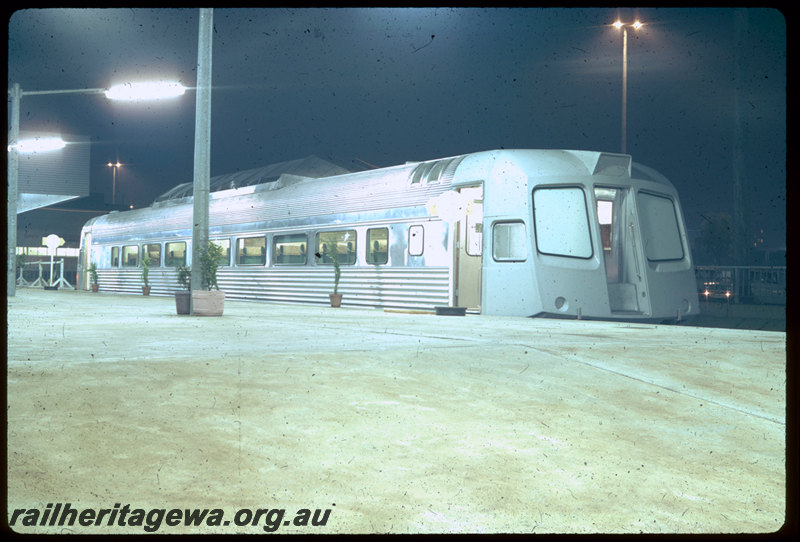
[105,81,186,101]
[9,137,66,154]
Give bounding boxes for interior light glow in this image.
[613,20,624,29]
[9,137,66,153]
[105,81,186,101]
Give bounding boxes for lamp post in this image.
[612,19,644,155]
[107,161,122,204]
[189,7,214,313]
[7,82,187,296]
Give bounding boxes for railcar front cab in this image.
[527,152,699,321]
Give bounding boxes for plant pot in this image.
[142,285,151,296]
[435,306,467,316]
[329,293,343,308]
[191,290,225,316]
[175,290,191,314]
[91,283,99,293]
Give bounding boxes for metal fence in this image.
[696,266,786,305]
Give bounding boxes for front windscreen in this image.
[533,187,593,259]
[636,192,684,261]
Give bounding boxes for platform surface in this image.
[6,289,787,534]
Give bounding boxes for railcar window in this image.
[165,242,187,267]
[144,244,161,267]
[636,192,684,261]
[122,245,139,267]
[597,200,614,252]
[211,239,231,266]
[111,246,120,268]
[408,225,424,257]
[274,234,308,265]
[367,228,389,264]
[316,230,356,264]
[532,187,593,259]
[492,221,527,262]
[236,237,265,265]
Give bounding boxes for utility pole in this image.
[7,84,21,296]
[190,8,213,311]
[732,9,748,266]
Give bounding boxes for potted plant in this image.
[174,264,191,314]
[141,256,152,296]
[190,242,225,316]
[329,247,343,308]
[88,262,99,292]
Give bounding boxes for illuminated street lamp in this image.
[612,19,645,154]
[107,161,123,205]
[7,80,186,296]
[105,81,186,101]
[8,136,67,153]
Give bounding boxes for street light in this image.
[7,80,186,296]
[189,7,213,311]
[107,161,122,205]
[105,81,186,101]
[612,19,645,154]
[8,136,67,153]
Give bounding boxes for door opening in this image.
[454,186,483,311]
[595,187,641,313]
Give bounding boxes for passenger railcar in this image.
[78,149,699,320]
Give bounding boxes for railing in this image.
[17,259,73,289]
[695,266,786,305]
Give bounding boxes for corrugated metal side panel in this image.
[18,133,90,197]
[95,267,450,309]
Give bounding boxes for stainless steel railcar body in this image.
[79,149,699,320]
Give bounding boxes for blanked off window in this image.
[493,221,527,261]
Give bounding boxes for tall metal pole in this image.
[621,27,628,154]
[7,83,21,296]
[190,8,213,310]
[732,8,748,266]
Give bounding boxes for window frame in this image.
[122,245,140,268]
[315,230,357,265]
[164,241,187,267]
[408,225,424,257]
[532,186,594,260]
[366,227,389,265]
[273,233,308,266]
[235,236,266,266]
[143,243,162,267]
[492,220,528,262]
[110,246,120,268]
[636,191,685,262]
[210,238,231,267]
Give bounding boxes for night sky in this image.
[7,7,786,250]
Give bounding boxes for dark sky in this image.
[7,7,786,249]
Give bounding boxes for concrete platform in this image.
[6,289,787,534]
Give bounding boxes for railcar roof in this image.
[154,155,351,203]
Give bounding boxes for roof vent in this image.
[409,155,465,184]
[592,153,631,176]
